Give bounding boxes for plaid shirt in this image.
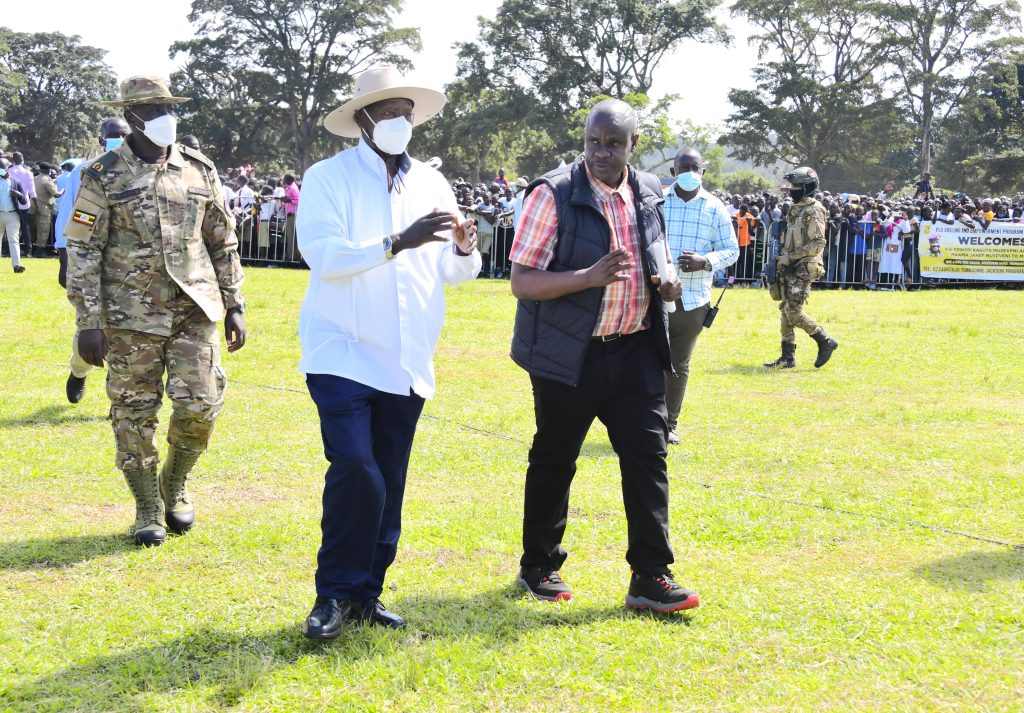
[663,187,739,311]
[510,164,649,337]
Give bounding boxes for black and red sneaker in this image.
[625,570,700,613]
[516,566,573,601]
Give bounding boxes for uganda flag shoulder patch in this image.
[73,209,97,227]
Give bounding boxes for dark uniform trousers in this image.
[305,372,425,602]
[521,329,674,574]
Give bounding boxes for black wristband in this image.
[454,244,472,257]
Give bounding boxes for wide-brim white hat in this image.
[324,66,446,139]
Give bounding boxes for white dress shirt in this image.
[297,139,481,399]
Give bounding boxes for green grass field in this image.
[1,260,1022,712]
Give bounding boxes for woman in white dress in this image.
[879,211,910,289]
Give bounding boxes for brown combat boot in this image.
[160,446,201,534]
[811,329,839,368]
[123,466,166,546]
[764,340,796,369]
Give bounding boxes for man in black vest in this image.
[508,99,699,613]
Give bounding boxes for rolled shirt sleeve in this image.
[704,205,740,272]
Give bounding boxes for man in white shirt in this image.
[663,148,738,444]
[234,176,256,255]
[297,67,480,640]
[220,177,236,210]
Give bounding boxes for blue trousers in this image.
[306,373,425,602]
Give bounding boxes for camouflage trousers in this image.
[105,314,225,471]
[778,275,820,342]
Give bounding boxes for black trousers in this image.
[17,208,31,252]
[521,329,674,574]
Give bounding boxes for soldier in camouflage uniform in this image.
[764,167,838,369]
[65,75,246,546]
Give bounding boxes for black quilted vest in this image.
[509,157,671,386]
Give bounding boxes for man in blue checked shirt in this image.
[663,147,739,445]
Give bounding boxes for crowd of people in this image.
[7,137,1021,290]
[0,145,303,270]
[706,173,1024,290]
[440,168,1024,290]
[218,167,302,263]
[0,151,71,269]
[453,168,526,279]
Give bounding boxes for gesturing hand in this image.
[453,218,478,255]
[395,210,457,254]
[584,248,633,288]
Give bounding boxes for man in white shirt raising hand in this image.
[296,67,480,640]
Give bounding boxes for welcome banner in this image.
[919,220,1024,280]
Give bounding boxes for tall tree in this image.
[0,29,116,160]
[721,0,906,171]
[933,49,1024,192]
[172,0,420,173]
[880,0,1022,173]
[454,0,728,176]
[0,33,26,140]
[171,40,290,171]
[464,0,726,106]
[409,79,533,184]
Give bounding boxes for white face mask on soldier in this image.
[132,112,177,148]
[362,109,413,156]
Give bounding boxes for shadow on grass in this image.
[708,363,768,377]
[0,403,107,427]
[2,586,694,711]
[913,548,1024,590]
[0,533,133,571]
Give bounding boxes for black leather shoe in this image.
[66,373,86,404]
[302,597,352,639]
[356,599,406,629]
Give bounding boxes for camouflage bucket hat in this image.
[103,75,190,108]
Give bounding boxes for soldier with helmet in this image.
[763,167,838,369]
[64,75,246,546]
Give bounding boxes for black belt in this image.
[592,330,646,342]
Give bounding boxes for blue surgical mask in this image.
[105,137,124,151]
[675,171,702,192]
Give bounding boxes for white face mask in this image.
[132,113,177,148]
[362,109,412,156]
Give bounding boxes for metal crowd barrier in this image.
[467,208,515,279]
[725,220,995,290]
[229,205,1013,288]
[234,202,304,267]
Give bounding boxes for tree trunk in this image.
[920,87,933,174]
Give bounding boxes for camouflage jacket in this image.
[65,142,244,336]
[782,197,827,272]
